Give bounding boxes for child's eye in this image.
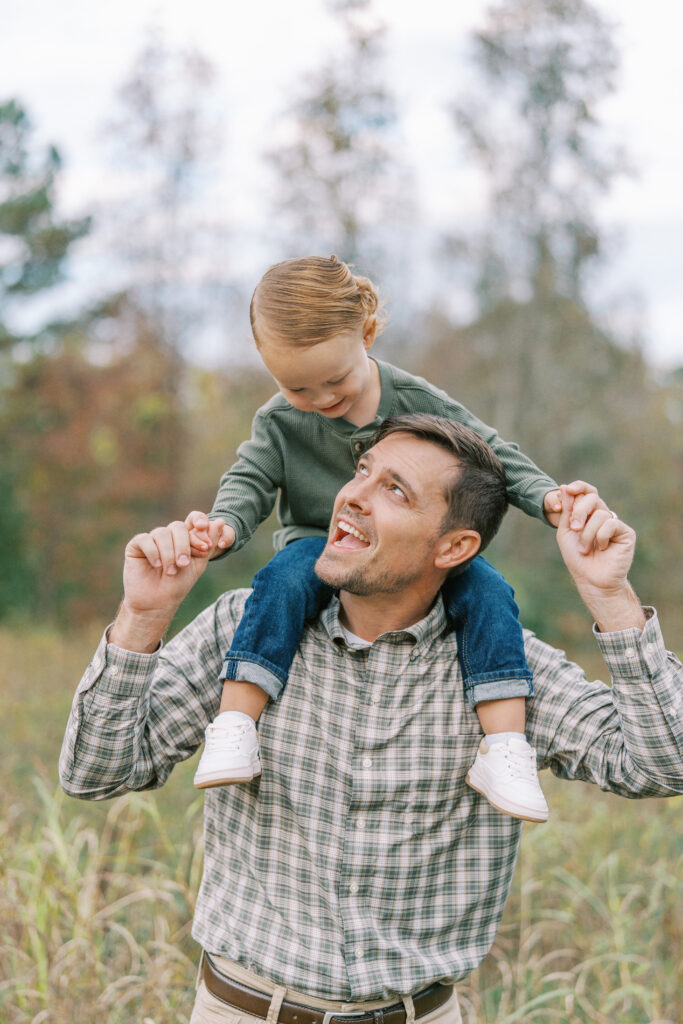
[327,374,348,385]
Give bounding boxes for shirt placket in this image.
[333,644,369,988]
[338,637,411,996]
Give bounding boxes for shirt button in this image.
[354,948,364,959]
[109,666,119,676]
[357,817,366,830]
[624,648,636,657]
[349,882,359,894]
[370,693,380,704]
[362,757,372,768]
[354,442,363,452]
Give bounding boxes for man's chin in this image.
[314,549,350,589]
[315,551,393,597]
[316,549,425,599]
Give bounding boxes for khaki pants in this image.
[190,956,462,1024]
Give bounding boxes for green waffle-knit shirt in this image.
[210,359,557,552]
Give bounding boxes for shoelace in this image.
[503,747,538,780]
[204,721,250,753]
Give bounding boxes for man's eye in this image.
[357,463,368,476]
[390,484,406,499]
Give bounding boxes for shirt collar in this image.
[319,593,449,650]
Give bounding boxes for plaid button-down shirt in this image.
[60,593,683,1000]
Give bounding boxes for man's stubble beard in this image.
[314,553,429,597]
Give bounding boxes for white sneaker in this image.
[193,711,262,789]
[466,737,549,822]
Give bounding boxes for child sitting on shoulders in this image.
[178,255,602,822]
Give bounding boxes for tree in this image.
[2,295,183,623]
[266,0,414,282]
[0,99,90,353]
[99,28,235,356]
[448,0,625,311]
[415,0,682,656]
[0,99,91,616]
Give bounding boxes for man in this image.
[60,414,683,1024]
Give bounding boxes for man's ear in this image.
[434,529,481,571]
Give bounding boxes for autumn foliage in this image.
[3,302,182,622]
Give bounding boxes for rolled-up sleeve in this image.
[526,609,683,797]
[59,590,250,800]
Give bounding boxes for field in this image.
[1,624,681,1024]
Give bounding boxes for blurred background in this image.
[1,1,681,1022]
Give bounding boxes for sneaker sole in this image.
[465,772,549,823]
[194,765,262,790]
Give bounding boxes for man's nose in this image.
[341,476,371,513]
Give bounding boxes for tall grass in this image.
[457,788,681,1023]
[1,779,203,1023]
[1,625,681,1023]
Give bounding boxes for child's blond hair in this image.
[250,255,387,348]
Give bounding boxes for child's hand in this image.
[185,511,236,558]
[544,481,605,530]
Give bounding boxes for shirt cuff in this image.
[78,624,162,697]
[592,607,667,679]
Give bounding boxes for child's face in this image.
[256,316,377,422]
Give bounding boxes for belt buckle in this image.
[322,1011,371,1024]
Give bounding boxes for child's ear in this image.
[363,316,377,350]
[434,529,481,571]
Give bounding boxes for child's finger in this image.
[218,523,236,549]
[544,487,562,511]
[185,509,210,532]
[189,535,210,552]
[188,527,210,551]
[557,484,574,532]
[565,480,598,496]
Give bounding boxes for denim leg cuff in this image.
[220,656,285,701]
[466,677,534,709]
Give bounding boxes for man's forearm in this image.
[576,580,647,633]
[109,600,176,653]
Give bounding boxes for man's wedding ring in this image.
[608,510,618,519]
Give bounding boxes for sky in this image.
[2,0,683,369]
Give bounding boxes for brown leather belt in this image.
[202,953,453,1024]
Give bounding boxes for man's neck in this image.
[337,587,439,642]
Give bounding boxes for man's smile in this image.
[331,517,371,549]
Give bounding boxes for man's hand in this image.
[556,485,645,632]
[544,480,602,529]
[109,519,226,653]
[186,510,236,558]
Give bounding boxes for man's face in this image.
[315,433,461,596]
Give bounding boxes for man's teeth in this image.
[338,520,369,543]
